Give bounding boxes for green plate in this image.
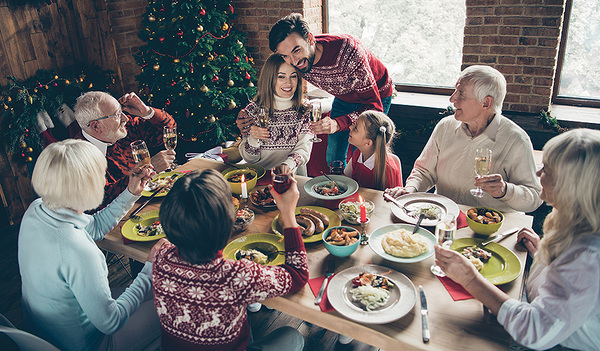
[271,206,341,243]
[222,164,266,180]
[141,171,182,197]
[222,233,285,266]
[451,238,522,285]
[121,210,166,242]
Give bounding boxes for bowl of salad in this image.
[303,175,359,201]
[339,197,375,224]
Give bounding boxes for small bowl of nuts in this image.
[233,208,255,232]
[466,207,504,236]
[322,226,360,257]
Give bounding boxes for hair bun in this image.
[379,126,387,133]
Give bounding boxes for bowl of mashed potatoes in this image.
[368,224,436,263]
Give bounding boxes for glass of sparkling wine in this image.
[430,214,456,277]
[130,140,151,166]
[256,106,269,145]
[470,148,492,198]
[309,101,322,143]
[163,126,177,170]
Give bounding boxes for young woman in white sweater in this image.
[239,54,312,175]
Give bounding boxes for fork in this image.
[320,171,340,189]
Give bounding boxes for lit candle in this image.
[241,174,248,199]
[359,195,367,223]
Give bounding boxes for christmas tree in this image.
[136,0,258,154]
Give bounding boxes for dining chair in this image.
[0,313,59,351]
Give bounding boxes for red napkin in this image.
[308,276,335,312]
[121,224,134,245]
[457,210,468,229]
[437,276,473,300]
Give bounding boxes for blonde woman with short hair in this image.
[18,139,165,351]
[435,128,600,350]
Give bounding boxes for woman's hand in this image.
[517,227,541,257]
[475,174,507,198]
[147,238,170,263]
[127,165,156,196]
[270,177,299,228]
[434,245,479,287]
[236,109,252,137]
[383,186,414,199]
[249,125,270,140]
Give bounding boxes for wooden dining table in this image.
[97,157,533,351]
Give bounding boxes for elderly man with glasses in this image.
[74,91,176,211]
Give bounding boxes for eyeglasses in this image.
[87,110,123,126]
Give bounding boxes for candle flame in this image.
[241,174,245,183]
[358,195,364,203]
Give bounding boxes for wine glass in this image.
[163,126,177,170]
[309,101,322,143]
[130,140,151,166]
[256,106,269,145]
[430,214,456,277]
[470,148,492,198]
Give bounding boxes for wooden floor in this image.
[0,224,378,351]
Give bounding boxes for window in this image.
[555,0,600,106]
[326,0,466,91]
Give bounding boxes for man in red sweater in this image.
[238,13,393,167]
[74,91,176,209]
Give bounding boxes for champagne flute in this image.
[430,214,456,277]
[256,106,269,145]
[309,101,322,143]
[163,126,177,170]
[130,140,151,166]
[470,148,492,198]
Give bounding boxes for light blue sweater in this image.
[18,190,153,351]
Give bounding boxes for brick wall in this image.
[463,0,566,113]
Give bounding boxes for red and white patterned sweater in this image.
[152,227,309,351]
[76,108,176,210]
[304,34,394,131]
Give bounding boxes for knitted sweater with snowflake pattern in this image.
[152,227,308,350]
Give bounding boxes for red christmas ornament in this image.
[228,5,234,13]
[245,56,248,62]
[190,64,194,73]
[199,8,206,15]
[144,86,150,94]
[212,75,219,82]
[185,110,190,117]
[244,73,251,80]
[159,37,165,42]
[177,30,184,37]
[165,99,171,106]
[170,81,176,86]
[233,56,240,63]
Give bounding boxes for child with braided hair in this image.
[344,110,403,190]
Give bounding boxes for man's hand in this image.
[475,174,507,198]
[236,109,253,137]
[119,92,153,117]
[311,116,339,135]
[151,150,176,173]
[383,186,415,199]
[128,165,156,195]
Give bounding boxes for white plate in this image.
[327,264,416,324]
[390,192,460,226]
[303,175,359,200]
[369,224,436,263]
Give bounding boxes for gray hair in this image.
[459,65,507,116]
[74,91,116,130]
[32,139,107,211]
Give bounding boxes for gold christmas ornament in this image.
[25,147,33,153]
[20,141,27,149]
[197,25,203,32]
[228,100,236,109]
[191,137,197,142]
[227,79,234,87]
[208,54,214,61]
[174,58,180,63]
[208,115,216,123]
[149,15,155,22]
[184,83,191,91]
[153,64,160,71]
[222,23,229,31]
[25,156,33,163]
[248,82,254,87]
[200,85,209,93]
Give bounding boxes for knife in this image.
[419,285,430,343]
[412,213,425,234]
[481,227,520,246]
[315,258,335,305]
[129,185,165,219]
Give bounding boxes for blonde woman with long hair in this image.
[435,128,600,350]
[238,54,312,175]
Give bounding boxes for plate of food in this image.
[368,224,436,263]
[451,238,522,285]
[250,187,277,210]
[390,192,460,227]
[222,233,285,266]
[303,175,359,200]
[141,171,182,197]
[271,206,341,243]
[221,164,266,180]
[327,264,417,324]
[121,210,166,242]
